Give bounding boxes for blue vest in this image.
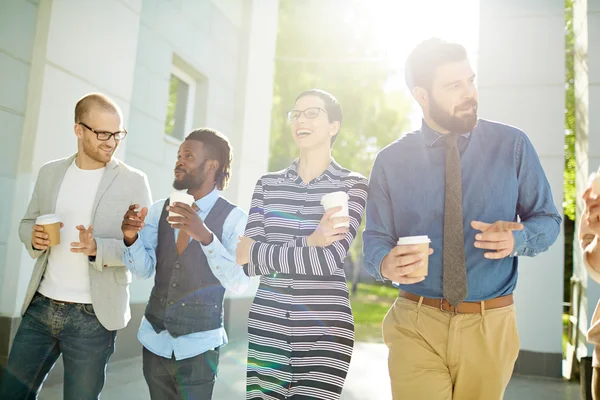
[144,197,235,337]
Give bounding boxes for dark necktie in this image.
[442,133,467,306]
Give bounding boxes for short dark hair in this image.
[74,92,122,123]
[295,89,343,145]
[405,38,468,90]
[185,128,232,191]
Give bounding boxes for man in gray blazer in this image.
[0,93,152,400]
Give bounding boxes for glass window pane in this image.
[165,74,190,140]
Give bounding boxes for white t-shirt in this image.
[38,161,105,303]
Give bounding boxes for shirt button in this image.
[216,266,220,270]
[171,283,177,287]
[181,303,185,307]
[208,250,213,255]
[174,262,180,269]
[169,300,175,305]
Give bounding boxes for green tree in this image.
[269,0,413,261]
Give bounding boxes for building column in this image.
[478,0,565,377]
[574,0,600,363]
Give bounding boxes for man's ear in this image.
[74,123,84,139]
[207,159,220,173]
[412,86,428,109]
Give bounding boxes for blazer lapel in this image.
[49,154,77,213]
[92,159,120,218]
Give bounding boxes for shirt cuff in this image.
[200,238,219,259]
[511,230,527,257]
[123,236,144,265]
[371,246,390,282]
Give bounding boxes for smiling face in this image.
[74,109,122,164]
[290,95,340,151]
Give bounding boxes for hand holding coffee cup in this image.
[307,206,350,247]
[169,191,195,219]
[381,236,433,284]
[320,191,350,229]
[33,214,63,250]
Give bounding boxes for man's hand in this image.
[31,222,64,251]
[583,187,600,236]
[236,236,255,266]
[306,206,350,247]
[471,220,524,259]
[380,245,434,284]
[122,204,148,246]
[70,225,97,256]
[167,202,213,245]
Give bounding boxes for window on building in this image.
[165,66,196,140]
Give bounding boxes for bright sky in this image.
[357,0,480,129]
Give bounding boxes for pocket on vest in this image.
[113,268,133,285]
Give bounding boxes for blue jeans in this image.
[0,292,116,400]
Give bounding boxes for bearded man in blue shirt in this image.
[363,38,562,400]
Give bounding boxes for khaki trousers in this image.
[382,296,520,400]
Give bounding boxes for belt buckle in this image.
[439,299,459,315]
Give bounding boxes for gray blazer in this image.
[19,154,152,331]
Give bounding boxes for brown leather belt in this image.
[399,291,514,314]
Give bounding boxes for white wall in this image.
[478,0,565,355]
[0,0,39,317]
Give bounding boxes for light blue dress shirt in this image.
[123,189,249,360]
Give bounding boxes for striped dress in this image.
[243,158,369,400]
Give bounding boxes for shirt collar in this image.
[194,188,219,212]
[284,157,340,181]
[421,119,473,148]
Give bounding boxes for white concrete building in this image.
[478,0,566,377]
[0,0,278,378]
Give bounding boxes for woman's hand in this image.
[307,206,349,247]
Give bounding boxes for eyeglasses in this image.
[78,122,128,141]
[287,107,328,121]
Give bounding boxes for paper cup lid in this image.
[36,214,61,225]
[170,191,195,205]
[321,191,349,204]
[397,235,431,245]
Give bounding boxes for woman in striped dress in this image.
[236,89,369,400]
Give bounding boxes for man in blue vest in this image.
[121,128,249,399]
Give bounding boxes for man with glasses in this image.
[0,93,152,400]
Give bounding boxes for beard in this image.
[430,96,478,134]
[173,160,207,191]
[82,136,115,164]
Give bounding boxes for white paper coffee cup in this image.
[36,214,61,247]
[393,235,431,284]
[321,191,349,228]
[169,191,195,218]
